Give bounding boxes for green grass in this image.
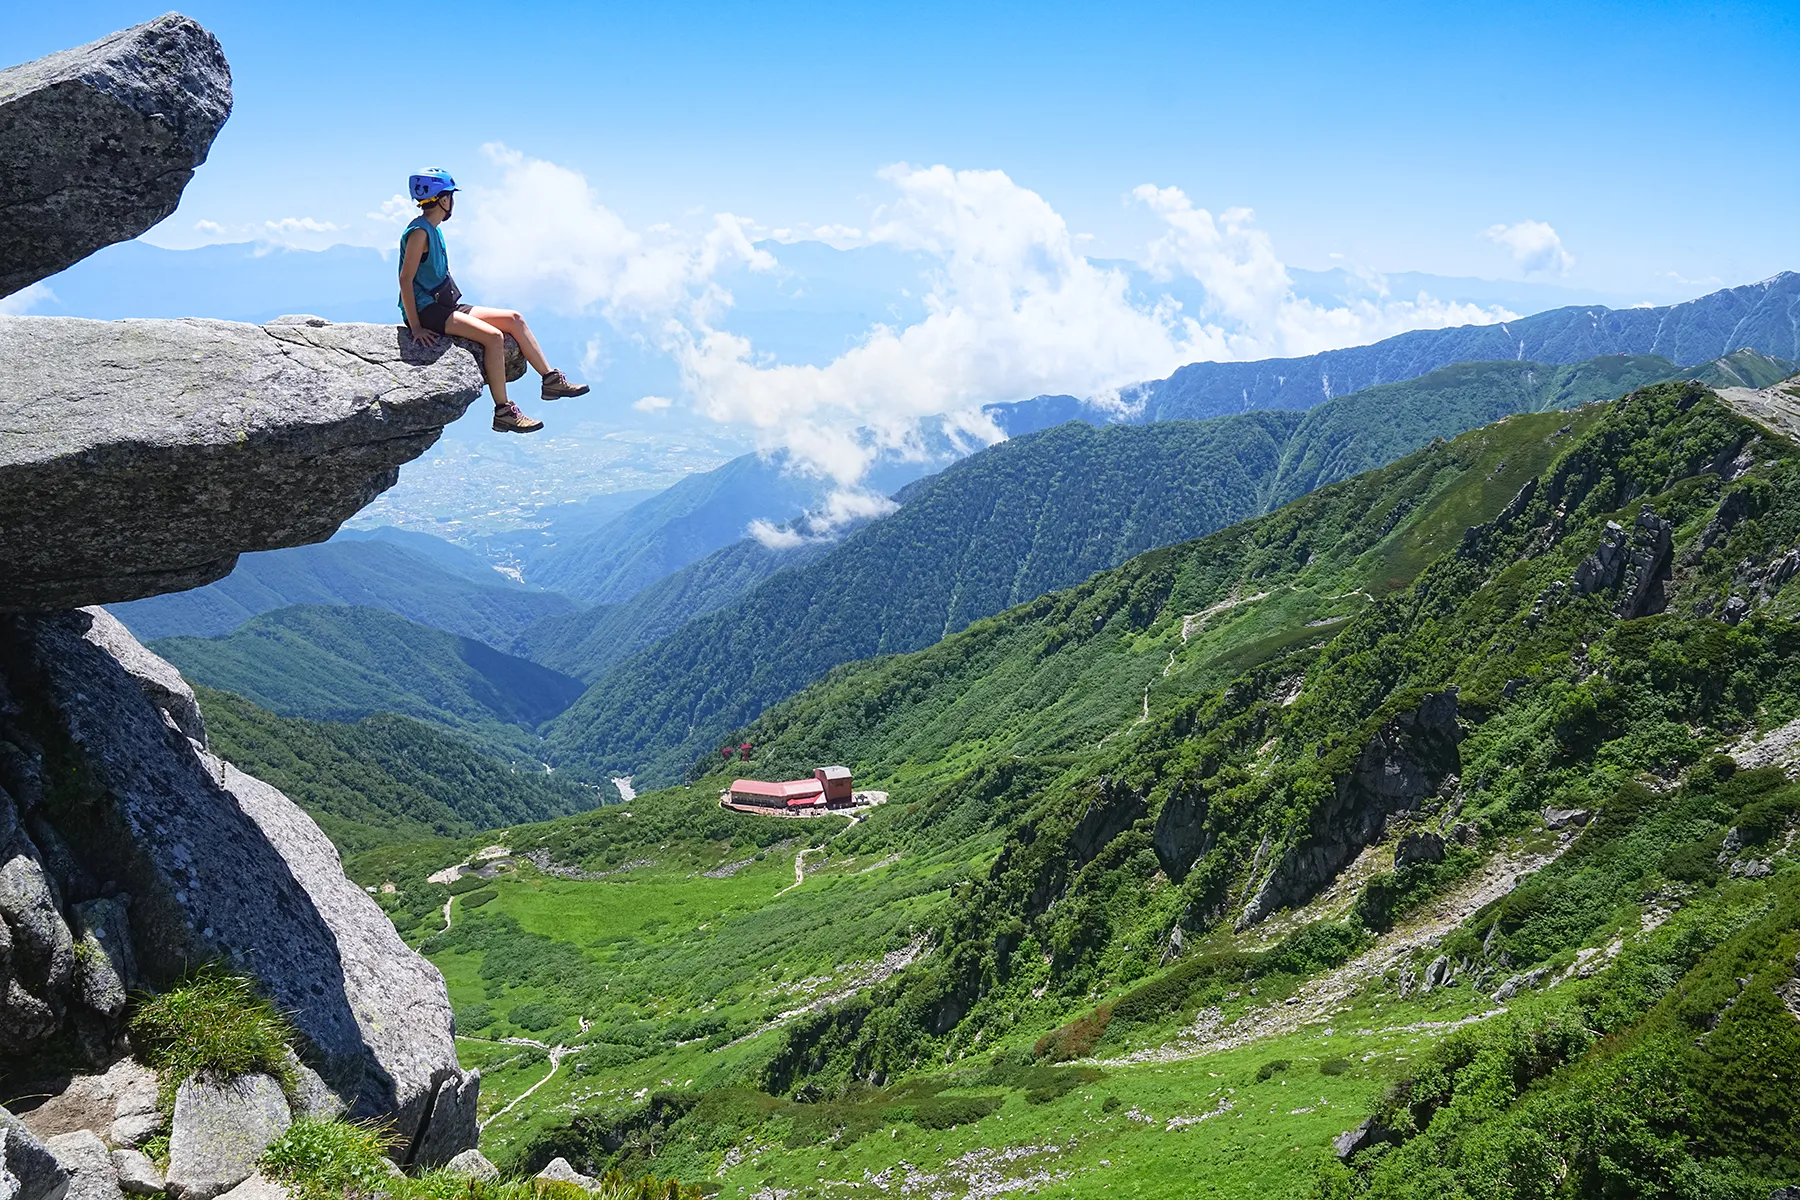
[128,969,295,1103]
[261,1117,700,1200]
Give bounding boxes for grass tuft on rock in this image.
[262,1119,399,1199]
[129,968,295,1100]
[263,1117,704,1200]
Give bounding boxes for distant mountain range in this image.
[151,605,584,762]
[987,272,1800,434]
[109,536,573,646]
[539,348,1717,785]
[198,687,598,854]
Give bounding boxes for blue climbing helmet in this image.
[409,168,458,204]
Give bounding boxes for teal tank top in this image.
[399,216,448,313]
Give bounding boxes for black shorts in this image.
[418,301,471,335]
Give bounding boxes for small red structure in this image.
[725,766,855,812]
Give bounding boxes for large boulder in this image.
[0,316,510,611]
[108,1150,163,1198]
[0,780,75,1053]
[165,1075,289,1200]
[0,15,232,298]
[1,1106,69,1200]
[0,610,476,1162]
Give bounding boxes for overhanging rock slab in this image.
[0,315,507,611]
[0,14,232,298]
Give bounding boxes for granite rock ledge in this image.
[0,314,520,612]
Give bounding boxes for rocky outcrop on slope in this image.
[1571,509,1674,619]
[0,314,521,611]
[0,609,476,1163]
[0,15,482,1168]
[1239,691,1462,927]
[0,15,232,298]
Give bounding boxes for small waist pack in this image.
[431,273,463,308]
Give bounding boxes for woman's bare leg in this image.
[442,310,512,406]
[463,306,551,376]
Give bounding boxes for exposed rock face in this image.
[166,1075,290,1200]
[0,611,475,1162]
[1393,830,1445,870]
[1571,510,1674,619]
[1151,783,1212,880]
[0,316,515,611]
[1240,691,1462,927]
[0,15,232,298]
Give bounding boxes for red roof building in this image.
[728,778,824,807]
[726,767,855,811]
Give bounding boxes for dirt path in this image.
[1097,841,1565,1065]
[481,1042,584,1130]
[719,936,930,1050]
[1180,591,1271,643]
[438,897,453,934]
[777,847,825,897]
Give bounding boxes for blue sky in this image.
[10,2,1800,503]
[13,1,1796,293]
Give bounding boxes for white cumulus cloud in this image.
[1483,220,1574,276]
[0,281,56,315]
[458,143,773,318]
[439,152,1518,510]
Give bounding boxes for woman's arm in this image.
[397,228,437,346]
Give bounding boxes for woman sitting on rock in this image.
[397,167,589,433]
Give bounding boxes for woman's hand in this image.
[410,325,440,348]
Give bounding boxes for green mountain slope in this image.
[529,452,827,604]
[1676,345,1800,389]
[197,686,600,854]
[352,376,1800,1196]
[737,405,1603,785]
[512,535,830,681]
[544,354,1683,785]
[722,378,1800,1194]
[108,535,575,645]
[153,605,585,761]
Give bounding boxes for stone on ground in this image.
[537,1157,598,1189]
[0,15,232,298]
[165,1074,291,1200]
[108,1150,163,1198]
[279,1050,344,1123]
[443,1148,499,1180]
[43,1131,121,1200]
[214,1175,290,1200]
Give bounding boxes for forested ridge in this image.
[542,353,1690,785]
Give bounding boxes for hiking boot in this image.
[493,402,544,434]
[540,368,590,401]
